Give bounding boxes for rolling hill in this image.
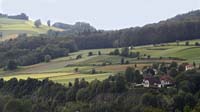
[1,10,200,84]
[0,17,62,40]
[1,39,200,84]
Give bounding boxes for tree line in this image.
[52,10,200,49]
[0,13,29,20]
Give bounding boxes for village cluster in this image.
[135,63,195,88]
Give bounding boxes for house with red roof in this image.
[160,75,174,87]
[142,76,161,88]
[185,64,194,71]
[141,75,175,88]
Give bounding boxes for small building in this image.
[142,76,161,88]
[160,75,174,87]
[185,64,194,71]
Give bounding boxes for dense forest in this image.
[52,10,200,48]
[0,36,78,68]
[0,62,200,112]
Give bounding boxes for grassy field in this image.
[0,17,62,40]
[168,39,200,46]
[0,72,112,85]
[133,40,200,63]
[1,39,200,85]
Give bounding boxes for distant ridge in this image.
[0,13,29,20]
[52,22,96,36]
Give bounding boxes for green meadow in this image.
[0,17,62,40]
[1,39,200,84]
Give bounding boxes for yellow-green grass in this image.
[133,45,200,63]
[0,69,4,74]
[133,46,182,57]
[1,72,113,85]
[167,47,200,63]
[51,73,113,84]
[1,72,74,80]
[0,17,62,40]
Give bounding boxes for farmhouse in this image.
[160,75,174,87]
[141,74,175,88]
[185,64,194,71]
[142,76,161,88]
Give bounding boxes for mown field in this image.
[0,39,200,85]
[133,39,200,63]
[0,17,62,40]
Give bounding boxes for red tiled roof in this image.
[160,75,174,83]
[144,76,161,85]
[186,64,193,67]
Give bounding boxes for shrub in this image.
[195,42,200,46]
[109,49,120,55]
[185,41,190,46]
[88,52,93,56]
[44,55,51,63]
[74,68,79,72]
[147,55,151,59]
[98,51,101,55]
[76,54,82,59]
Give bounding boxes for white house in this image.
[160,75,174,87]
[142,76,161,88]
[185,64,194,71]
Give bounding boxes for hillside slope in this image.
[1,39,199,84]
[46,10,200,50]
[0,17,62,40]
